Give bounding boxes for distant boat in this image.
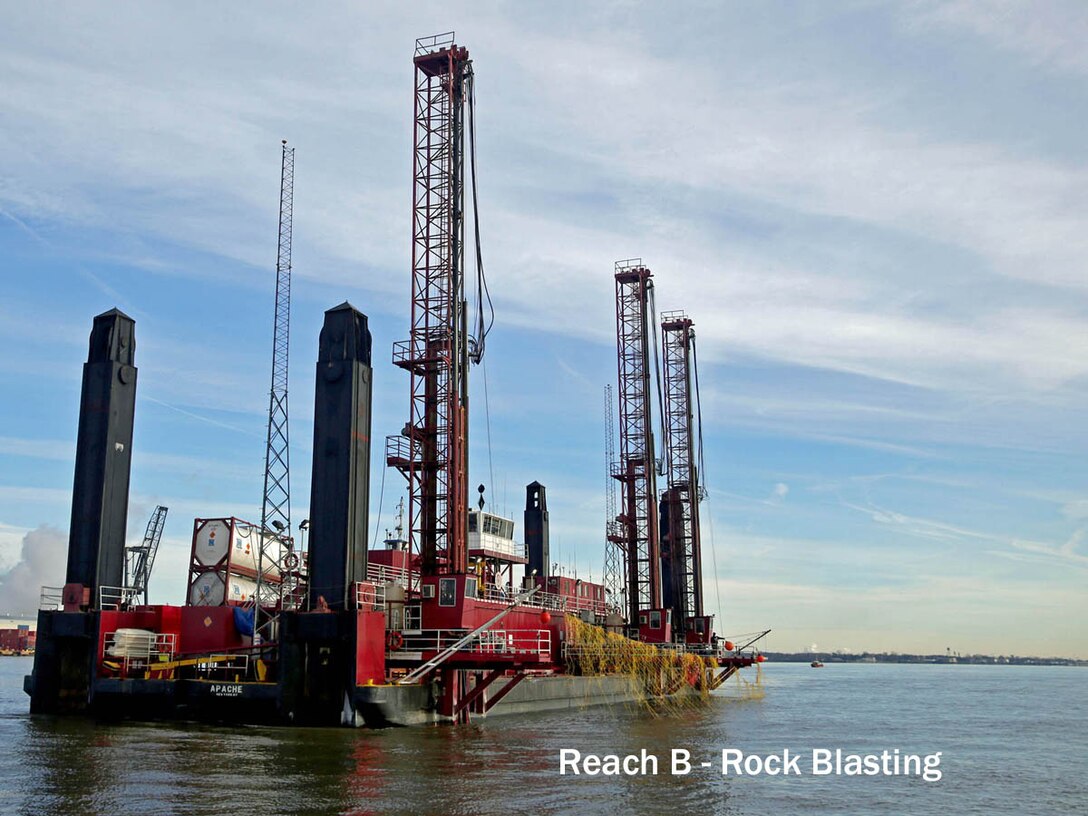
[810,660,824,668]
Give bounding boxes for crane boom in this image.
[124,505,168,605]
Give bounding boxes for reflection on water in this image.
[2,657,1085,815]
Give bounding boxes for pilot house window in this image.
[439,577,457,607]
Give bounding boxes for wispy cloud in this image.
[844,499,1088,567]
[906,0,1088,76]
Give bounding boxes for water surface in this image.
[1,658,1083,815]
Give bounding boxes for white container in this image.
[188,571,260,607]
[191,518,284,578]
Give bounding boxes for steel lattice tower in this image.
[258,140,295,627]
[388,34,472,578]
[613,259,661,624]
[602,384,625,612]
[660,312,702,635]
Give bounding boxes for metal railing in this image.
[397,629,551,658]
[415,32,456,57]
[98,585,144,610]
[404,604,422,632]
[194,653,250,679]
[103,630,177,675]
[368,563,411,587]
[655,641,729,657]
[385,432,413,464]
[39,586,63,610]
[475,584,606,616]
[353,581,388,609]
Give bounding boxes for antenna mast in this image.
[257,140,296,639]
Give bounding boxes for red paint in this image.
[637,608,672,644]
[368,548,410,572]
[180,605,246,655]
[355,610,386,686]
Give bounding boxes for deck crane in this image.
[124,505,167,605]
[659,312,706,640]
[612,259,664,634]
[256,140,296,644]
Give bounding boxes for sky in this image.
[0,0,1086,658]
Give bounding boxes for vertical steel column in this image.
[307,304,373,610]
[660,312,702,633]
[65,308,137,603]
[524,482,549,579]
[613,260,661,624]
[389,34,471,578]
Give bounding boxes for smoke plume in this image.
[0,525,67,616]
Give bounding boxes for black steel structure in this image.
[33,309,138,714]
[659,311,703,636]
[523,482,549,579]
[65,308,138,602]
[306,303,373,611]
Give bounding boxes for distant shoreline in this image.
[764,653,1086,667]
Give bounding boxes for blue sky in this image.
[0,1,1086,656]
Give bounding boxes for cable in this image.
[648,284,666,476]
[466,65,494,365]
[692,333,722,619]
[482,356,496,505]
[692,332,707,498]
[372,461,387,550]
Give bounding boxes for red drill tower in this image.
[388,33,473,579]
[612,260,661,625]
[659,311,703,637]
